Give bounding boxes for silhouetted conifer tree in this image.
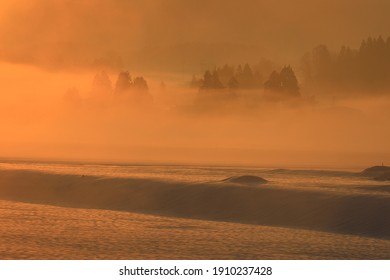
[312,45,333,82]
[264,71,282,91]
[91,71,112,98]
[115,71,132,94]
[218,64,235,85]
[240,63,255,88]
[201,70,213,89]
[212,70,224,89]
[236,64,243,79]
[280,66,299,96]
[133,77,149,91]
[264,66,300,97]
[228,77,239,89]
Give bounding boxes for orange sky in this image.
[1,0,390,71]
[0,0,390,167]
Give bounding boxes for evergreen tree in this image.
[236,64,244,83]
[133,77,149,91]
[312,44,333,82]
[200,70,224,89]
[115,71,132,94]
[218,64,235,86]
[280,66,299,96]
[264,67,300,97]
[228,76,239,89]
[201,70,213,89]
[212,70,224,89]
[241,63,255,88]
[264,71,282,91]
[91,71,112,97]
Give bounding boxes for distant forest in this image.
[63,71,152,106]
[191,63,300,98]
[302,36,390,91]
[191,36,390,97]
[65,36,390,108]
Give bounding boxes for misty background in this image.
[1,0,390,71]
[0,0,390,168]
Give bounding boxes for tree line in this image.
[63,71,151,106]
[301,36,390,90]
[192,63,300,97]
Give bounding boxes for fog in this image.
[0,61,389,168]
[1,0,390,71]
[1,1,390,168]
